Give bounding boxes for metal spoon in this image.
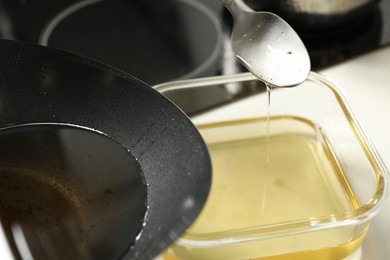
[221,0,311,87]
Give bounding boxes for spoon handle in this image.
[219,0,242,19]
[220,0,233,5]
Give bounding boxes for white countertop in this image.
[193,45,390,260]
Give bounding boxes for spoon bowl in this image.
[221,0,310,87]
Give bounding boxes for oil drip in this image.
[265,83,273,164]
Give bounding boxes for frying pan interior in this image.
[0,123,147,260]
[0,39,211,259]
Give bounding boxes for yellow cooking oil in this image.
[163,116,366,260]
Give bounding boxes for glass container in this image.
[155,72,389,260]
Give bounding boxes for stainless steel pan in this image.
[242,0,380,29]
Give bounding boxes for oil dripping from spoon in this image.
[265,83,272,164]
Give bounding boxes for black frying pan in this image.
[0,39,211,259]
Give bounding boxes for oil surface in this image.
[192,120,357,232]
[166,116,362,260]
[0,124,147,260]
